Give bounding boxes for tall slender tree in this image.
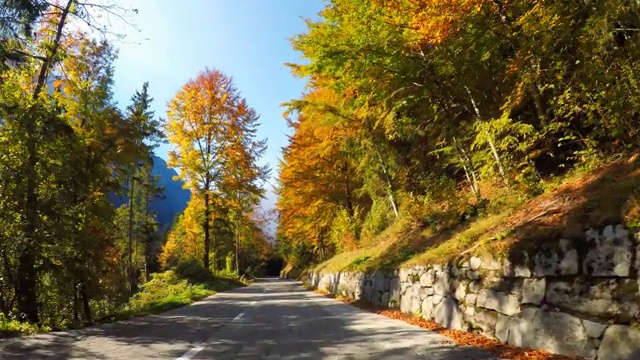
[123,82,163,291]
[166,68,268,271]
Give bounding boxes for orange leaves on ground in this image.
[373,309,580,360]
[322,293,581,360]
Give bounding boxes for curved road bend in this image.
[0,278,499,359]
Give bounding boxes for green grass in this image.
[313,158,640,275]
[313,220,407,273]
[0,316,49,338]
[314,245,386,273]
[313,194,521,273]
[1,264,245,338]
[406,210,515,266]
[101,268,245,322]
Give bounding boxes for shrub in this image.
[360,199,393,244]
[126,270,211,314]
[175,259,214,284]
[99,266,245,324]
[330,207,363,252]
[401,187,464,232]
[0,314,49,338]
[225,252,234,273]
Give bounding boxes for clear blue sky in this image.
[111,0,324,211]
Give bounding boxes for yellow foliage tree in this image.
[165,68,268,271]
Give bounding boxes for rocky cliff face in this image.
[307,224,640,360]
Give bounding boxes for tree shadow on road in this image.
[0,279,496,359]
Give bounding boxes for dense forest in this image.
[276,0,640,269]
[0,0,271,332]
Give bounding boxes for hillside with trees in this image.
[276,0,640,273]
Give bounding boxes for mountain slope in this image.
[151,157,191,230]
[112,156,191,231]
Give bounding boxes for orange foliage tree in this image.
[165,68,269,272]
[278,0,640,268]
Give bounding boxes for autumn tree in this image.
[278,0,640,268]
[0,0,159,326]
[166,68,268,272]
[218,97,269,273]
[278,85,365,263]
[13,0,76,325]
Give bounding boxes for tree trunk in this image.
[342,162,355,218]
[465,86,508,183]
[468,159,480,196]
[144,187,151,282]
[127,167,136,292]
[235,220,239,274]
[203,191,210,269]
[0,247,15,317]
[211,231,216,273]
[32,0,74,99]
[486,134,507,181]
[72,280,79,325]
[16,249,38,323]
[387,190,399,218]
[453,136,480,198]
[18,0,75,325]
[529,82,546,125]
[459,155,476,196]
[80,282,91,324]
[318,238,326,260]
[375,151,399,218]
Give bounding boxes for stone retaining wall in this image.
[306,225,640,360]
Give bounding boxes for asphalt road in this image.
[0,278,499,359]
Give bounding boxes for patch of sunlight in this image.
[313,158,640,274]
[313,242,388,273]
[404,209,515,267]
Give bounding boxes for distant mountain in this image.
[111,156,191,231]
[150,157,191,230]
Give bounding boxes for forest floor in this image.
[314,155,640,273]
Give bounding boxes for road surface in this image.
[0,279,498,359]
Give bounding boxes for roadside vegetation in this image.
[1,262,246,338]
[313,157,640,273]
[0,1,271,336]
[100,261,246,324]
[276,1,640,274]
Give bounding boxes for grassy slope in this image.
[0,269,246,338]
[315,157,640,274]
[103,270,245,322]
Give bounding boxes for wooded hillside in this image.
[276,0,640,269]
